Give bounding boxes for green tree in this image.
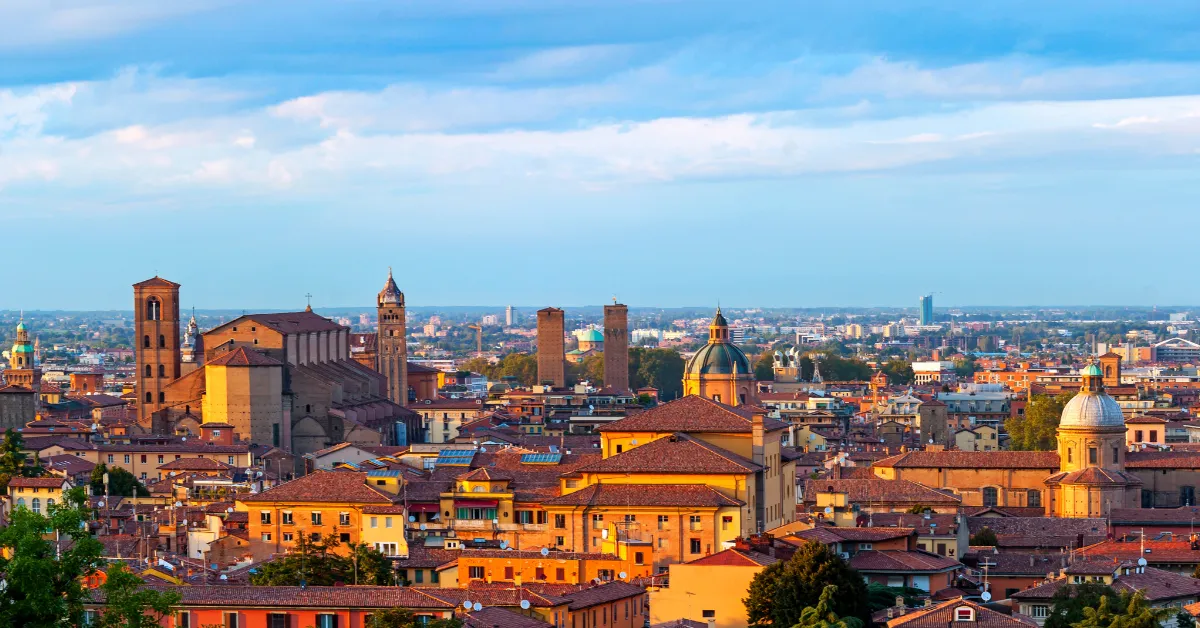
[498,353,539,386]
[865,583,924,612]
[250,535,397,586]
[0,487,104,626]
[968,527,998,546]
[1178,611,1195,628]
[580,352,605,386]
[954,356,978,378]
[1044,582,1117,628]
[1005,392,1077,451]
[744,540,869,627]
[96,563,181,628]
[792,585,865,628]
[629,348,685,400]
[0,428,41,494]
[1073,591,1170,628]
[881,360,914,385]
[367,607,462,628]
[755,351,775,381]
[90,463,149,498]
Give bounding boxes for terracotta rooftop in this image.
[1108,507,1200,524]
[685,548,778,567]
[966,517,1106,538]
[596,395,787,433]
[561,581,646,611]
[239,470,397,504]
[464,607,553,628]
[873,451,1059,469]
[1126,451,1200,469]
[576,433,760,475]
[886,598,1037,628]
[206,347,283,367]
[802,479,961,506]
[97,584,453,609]
[8,477,70,488]
[212,311,345,336]
[158,457,233,471]
[849,550,961,573]
[1075,539,1200,564]
[543,483,742,508]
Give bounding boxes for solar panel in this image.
[520,453,562,464]
[367,469,402,477]
[434,450,477,466]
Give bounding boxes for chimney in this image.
[752,412,765,467]
[1030,555,1036,567]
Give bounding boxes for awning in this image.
[455,499,499,508]
[408,503,440,513]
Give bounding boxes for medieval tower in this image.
[377,269,408,406]
[134,277,182,429]
[603,302,629,391]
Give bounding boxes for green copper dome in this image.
[685,342,751,376]
[1081,363,1103,377]
[578,329,604,342]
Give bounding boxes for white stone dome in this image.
[1059,392,1124,428]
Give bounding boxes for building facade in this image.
[537,308,566,388]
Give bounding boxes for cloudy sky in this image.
[4,1,1200,310]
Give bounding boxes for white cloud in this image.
[0,84,78,135]
[486,45,637,82]
[0,1,219,49]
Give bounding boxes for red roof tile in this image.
[575,433,759,475]
[685,548,777,567]
[239,470,396,504]
[206,347,283,367]
[874,451,1059,469]
[543,483,742,508]
[596,395,787,433]
[849,550,961,572]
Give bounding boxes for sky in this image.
[3,1,1200,310]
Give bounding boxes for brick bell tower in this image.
[134,277,182,429]
[377,268,408,406]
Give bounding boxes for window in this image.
[83,610,100,626]
[658,515,669,530]
[262,533,272,542]
[635,552,645,565]
[124,455,131,464]
[555,536,565,546]
[415,569,424,584]
[339,533,350,543]
[47,498,54,509]
[158,455,164,464]
[556,567,565,581]
[722,515,733,531]
[261,511,272,525]
[1136,430,1144,442]
[316,614,338,628]
[370,517,378,528]
[555,514,567,529]
[310,532,321,542]
[1067,448,1072,463]
[1089,447,1098,465]
[31,498,40,514]
[311,511,322,525]
[690,538,702,554]
[145,392,152,403]
[1183,486,1196,506]
[954,607,975,622]
[224,612,239,628]
[702,611,716,619]
[516,511,534,524]
[283,533,293,542]
[159,392,165,403]
[689,515,702,531]
[158,364,166,377]
[145,365,153,378]
[282,511,293,525]
[1031,606,1049,619]
[143,335,151,348]
[147,298,161,321]
[107,454,114,463]
[1027,489,1042,508]
[982,487,998,507]
[858,543,873,550]
[177,611,191,628]
[504,566,514,580]
[657,538,668,549]
[339,512,351,526]
[1151,431,1159,443]
[469,566,485,579]
[159,335,166,348]
[141,455,147,464]
[267,614,289,628]
[592,514,604,529]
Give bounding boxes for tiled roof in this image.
[43,454,97,476]
[0,385,34,394]
[458,468,513,482]
[1017,568,1200,603]
[596,395,788,433]
[802,479,961,506]
[966,517,1106,538]
[1126,451,1200,469]
[97,585,453,609]
[206,347,283,367]
[1044,467,1142,486]
[684,548,777,567]
[157,457,232,471]
[575,433,759,475]
[1126,415,1169,424]
[215,311,344,335]
[887,598,1037,628]
[88,442,249,454]
[8,477,70,488]
[464,607,553,628]
[1075,539,1200,564]
[873,451,1059,469]
[239,470,396,504]
[561,581,646,610]
[1109,507,1200,524]
[849,550,961,573]
[964,550,1064,576]
[543,483,742,508]
[867,513,960,535]
[392,544,460,570]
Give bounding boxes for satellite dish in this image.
[619,572,627,579]
[420,524,427,531]
[631,440,638,445]
[506,546,513,551]
[980,591,992,602]
[409,515,417,522]
[182,519,188,526]
[175,501,182,507]
[541,548,550,557]
[227,508,234,513]
[219,574,228,581]
[1138,558,1148,566]
[520,600,531,610]
[824,506,834,515]
[473,603,482,612]
[463,601,473,610]
[98,501,105,508]
[500,541,508,549]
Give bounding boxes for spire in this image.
[708,306,729,343]
[378,268,404,307]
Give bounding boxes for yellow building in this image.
[8,477,73,515]
[954,425,998,451]
[238,469,407,560]
[649,544,775,628]
[683,309,757,406]
[200,347,285,447]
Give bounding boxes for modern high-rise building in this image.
[134,276,182,429]
[537,307,566,388]
[919,294,934,325]
[505,305,515,327]
[377,269,408,406]
[603,302,629,392]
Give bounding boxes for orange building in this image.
[682,309,757,406]
[456,548,650,587]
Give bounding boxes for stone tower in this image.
[537,307,565,388]
[603,302,629,392]
[180,310,204,377]
[134,277,182,429]
[4,317,41,398]
[377,269,408,406]
[1099,352,1122,389]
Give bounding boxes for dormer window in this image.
[955,607,975,622]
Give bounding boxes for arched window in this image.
[159,335,166,348]
[1105,366,1113,378]
[1027,489,1041,508]
[143,335,151,349]
[145,365,153,378]
[1182,486,1195,507]
[158,365,166,378]
[46,498,54,511]
[158,392,165,403]
[145,392,153,403]
[146,297,161,321]
[982,486,998,507]
[15,498,24,509]
[31,498,40,514]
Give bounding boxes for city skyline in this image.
[5,2,1200,308]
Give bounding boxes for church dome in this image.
[1059,390,1124,428]
[686,342,751,376]
[578,329,604,342]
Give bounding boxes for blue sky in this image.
[4,1,1200,310]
